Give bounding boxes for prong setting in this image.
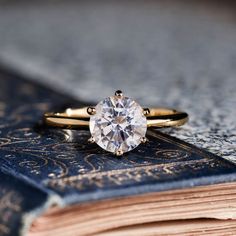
[88,136,95,143]
[87,107,96,115]
[143,108,150,116]
[115,149,124,156]
[115,90,123,98]
[140,137,148,143]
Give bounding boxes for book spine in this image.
[0,169,56,236]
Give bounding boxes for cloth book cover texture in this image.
[0,69,236,236]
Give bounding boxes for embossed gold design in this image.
[46,158,215,190]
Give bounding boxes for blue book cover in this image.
[0,69,236,236]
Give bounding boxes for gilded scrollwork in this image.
[46,158,214,190]
[155,149,189,160]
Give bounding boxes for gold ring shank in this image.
[44,107,188,129]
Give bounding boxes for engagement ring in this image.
[44,90,188,155]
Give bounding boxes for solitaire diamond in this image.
[89,93,147,154]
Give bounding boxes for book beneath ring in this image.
[0,69,236,236]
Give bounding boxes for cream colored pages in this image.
[29,182,236,236]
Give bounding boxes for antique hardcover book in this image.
[0,69,236,236]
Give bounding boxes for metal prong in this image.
[115,149,124,156]
[88,136,95,143]
[87,107,96,115]
[140,137,148,143]
[143,108,150,116]
[115,90,123,98]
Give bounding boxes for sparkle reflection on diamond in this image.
[89,95,147,154]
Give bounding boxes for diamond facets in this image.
[89,94,147,154]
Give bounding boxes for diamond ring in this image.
[44,90,188,155]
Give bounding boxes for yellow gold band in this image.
[44,107,188,129]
